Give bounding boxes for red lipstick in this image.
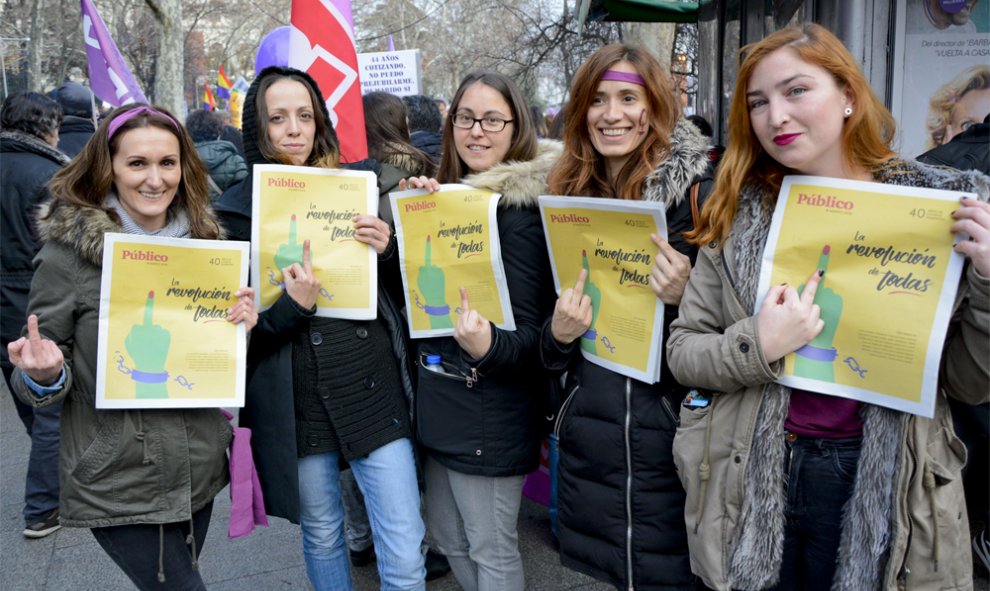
[773,133,800,146]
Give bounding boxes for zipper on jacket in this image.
[553,383,580,439]
[660,395,679,428]
[418,354,479,388]
[624,377,634,590]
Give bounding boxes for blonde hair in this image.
[925,65,990,149]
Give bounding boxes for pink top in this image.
[785,389,863,439]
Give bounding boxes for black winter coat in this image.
[213,66,416,522]
[415,140,561,477]
[917,119,989,176]
[0,131,69,363]
[410,130,441,164]
[57,116,96,158]
[540,119,712,590]
[195,140,248,194]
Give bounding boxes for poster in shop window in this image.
[96,234,249,409]
[756,175,973,418]
[539,195,667,384]
[891,0,990,159]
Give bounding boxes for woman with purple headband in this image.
[6,103,257,590]
[542,44,714,590]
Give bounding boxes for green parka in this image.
[11,199,231,528]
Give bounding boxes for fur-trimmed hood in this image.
[642,117,712,207]
[461,139,562,209]
[1,130,70,166]
[36,200,121,267]
[36,198,224,268]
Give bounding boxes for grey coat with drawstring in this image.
[11,199,231,529]
[667,158,990,591]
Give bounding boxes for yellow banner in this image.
[251,165,378,319]
[96,234,248,409]
[390,185,515,338]
[540,196,666,383]
[759,176,971,417]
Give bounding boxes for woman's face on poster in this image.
[945,87,990,143]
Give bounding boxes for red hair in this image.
[688,23,896,246]
[547,43,680,200]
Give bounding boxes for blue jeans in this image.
[772,434,862,591]
[3,364,61,524]
[297,438,426,591]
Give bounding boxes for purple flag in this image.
[387,34,395,52]
[80,0,147,106]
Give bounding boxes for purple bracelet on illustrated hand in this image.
[794,344,838,362]
[424,305,450,316]
[130,370,170,384]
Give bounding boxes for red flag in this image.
[289,0,368,163]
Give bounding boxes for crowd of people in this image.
[2,22,989,591]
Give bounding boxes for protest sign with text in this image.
[539,196,667,383]
[251,165,378,319]
[96,234,248,409]
[391,185,514,338]
[756,176,972,417]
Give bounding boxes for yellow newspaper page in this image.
[757,175,970,418]
[252,165,378,319]
[96,234,249,409]
[390,185,514,338]
[539,196,666,383]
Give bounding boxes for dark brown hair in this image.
[253,69,340,169]
[436,71,538,183]
[363,91,435,176]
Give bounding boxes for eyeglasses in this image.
[451,113,513,133]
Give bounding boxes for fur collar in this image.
[36,198,223,268]
[642,117,712,207]
[36,200,123,267]
[1,130,70,165]
[725,156,988,591]
[461,139,562,209]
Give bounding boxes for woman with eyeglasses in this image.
[403,71,559,591]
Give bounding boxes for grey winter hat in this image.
[50,82,95,119]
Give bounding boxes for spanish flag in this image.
[217,65,233,100]
[203,84,216,110]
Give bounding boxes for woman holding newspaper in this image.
[402,71,559,591]
[666,24,990,591]
[213,66,426,591]
[6,103,257,590]
[538,44,714,590]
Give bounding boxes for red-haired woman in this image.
[541,43,714,590]
[668,23,990,591]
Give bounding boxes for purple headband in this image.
[601,70,646,86]
[107,106,180,140]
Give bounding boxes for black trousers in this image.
[91,501,213,591]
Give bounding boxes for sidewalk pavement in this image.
[1,382,610,590]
